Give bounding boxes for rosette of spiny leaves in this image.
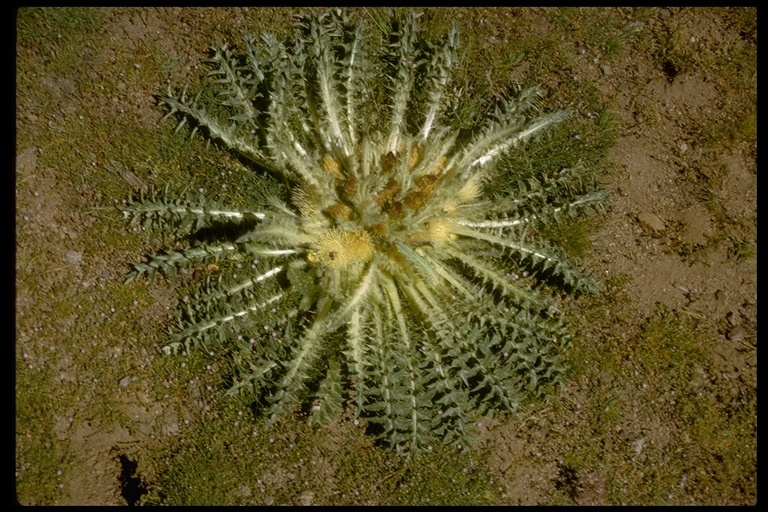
[123,10,607,455]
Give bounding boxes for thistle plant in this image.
[123,10,606,454]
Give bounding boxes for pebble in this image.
[118,375,137,387]
[726,325,746,343]
[637,211,665,232]
[235,485,252,498]
[16,147,38,176]
[65,250,83,264]
[299,490,314,506]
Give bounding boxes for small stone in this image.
[65,250,83,264]
[602,65,612,76]
[726,325,746,343]
[16,147,38,176]
[235,485,252,498]
[299,490,314,506]
[119,375,136,387]
[637,211,665,232]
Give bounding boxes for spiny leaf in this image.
[121,9,608,455]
